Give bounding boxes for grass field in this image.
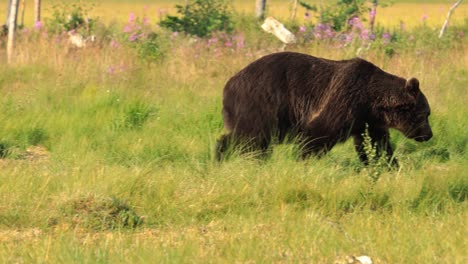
[0,0,467,263]
[3,0,468,29]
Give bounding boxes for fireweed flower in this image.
[123,25,132,33]
[349,17,363,30]
[360,29,370,41]
[422,14,428,21]
[129,33,138,42]
[208,37,218,46]
[34,21,43,30]
[299,25,306,32]
[382,32,391,44]
[143,17,150,26]
[235,34,245,49]
[313,23,335,40]
[107,66,115,74]
[128,12,136,23]
[110,40,120,48]
[369,8,376,21]
[345,32,354,43]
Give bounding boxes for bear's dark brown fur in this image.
[217,52,432,165]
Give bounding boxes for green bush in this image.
[160,0,234,37]
[47,0,96,35]
[136,33,165,63]
[300,0,368,31]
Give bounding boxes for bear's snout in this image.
[414,129,433,142]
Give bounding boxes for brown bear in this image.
[216,52,433,165]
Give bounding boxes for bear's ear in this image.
[405,77,420,97]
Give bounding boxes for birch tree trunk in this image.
[5,0,19,26]
[256,0,267,19]
[370,0,378,33]
[34,0,41,23]
[7,0,19,64]
[290,0,298,20]
[439,0,463,38]
[20,0,25,27]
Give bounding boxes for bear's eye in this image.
[396,104,413,112]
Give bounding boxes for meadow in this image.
[0,0,467,263]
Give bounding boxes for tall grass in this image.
[2,0,467,28]
[0,2,467,263]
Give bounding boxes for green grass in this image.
[0,4,467,263]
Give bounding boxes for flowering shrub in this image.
[300,0,368,32]
[160,0,234,38]
[118,13,166,63]
[47,0,96,36]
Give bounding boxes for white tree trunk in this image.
[439,0,463,38]
[290,0,298,20]
[5,0,18,26]
[256,0,267,19]
[370,1,378,33]
[7,0,19,64]
[261,17,297,44]
[20,0,25,27]
[34,0,41,23]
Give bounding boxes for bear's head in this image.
[384,78,433,142]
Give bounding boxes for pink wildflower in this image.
[382,32,391,44]
[143,17,150,26]
[129,33,138,42]
[128,13,136,23]
[34,21,43,30]
[110,40,120,48]
[107,66,115,74]
[345,32,354,43]
[360,29,370,41]
[236,34,245,49]
[349,17,362,30]
[207,37,218,47]
[369,8,376,21]
[123,25,132,33]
